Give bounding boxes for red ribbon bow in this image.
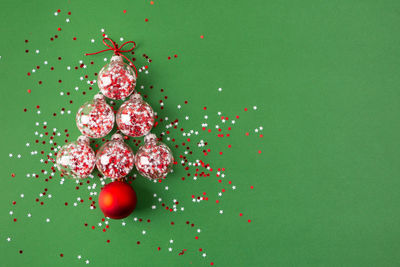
[85,37,138,77]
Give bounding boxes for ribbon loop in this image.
[85,37,138,77]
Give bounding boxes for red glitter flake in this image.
[57,27,61,31]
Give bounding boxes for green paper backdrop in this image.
[1,0,400,266]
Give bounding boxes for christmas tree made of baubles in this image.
[55,38,174,219]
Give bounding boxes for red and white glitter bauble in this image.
[56,136,96,179]
[76,94,115,138]
[98,55,136,100]
[96,133,135,179]
[135,133,174,179]
[116,93,154,137]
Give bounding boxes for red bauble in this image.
[98,181,137,219]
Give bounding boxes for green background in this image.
[1,0,400,266]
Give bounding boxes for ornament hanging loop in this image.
[85,37,138,77]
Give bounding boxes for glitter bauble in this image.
[98,55,136,100]
[135,133,174,179]
[99,181,137,219]
[96,133,135,179]
[56,136,96,179]
[116,93,154,137]
[76,94,115,138]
